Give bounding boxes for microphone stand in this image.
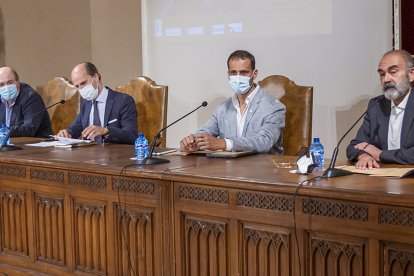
[323,98,379,178]
[0,100,66,152]
[137,101,208,165]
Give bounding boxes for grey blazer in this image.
[197,87,286,153]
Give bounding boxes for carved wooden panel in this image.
[73,200,107,274]
[303,198,368,221]
[34,194,65,265]
[0,191,28,256]
[237,191,293,212]
[115,204,154,275]
[242,224,290,276]
[68,172,106,189]
[309,235,365,276]
[178,184,229,204]
[183,216,228,275]
[112,177,155,194]
[0,164,25,178]
[383,243,414,276]
[30,168,64,183]
[379,207,414,227]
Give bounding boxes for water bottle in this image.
[309,137,324,168]
[0,124,10,146]
[135,133,149,161]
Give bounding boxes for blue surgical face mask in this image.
[0,84,19,102]
[229,74,253,95]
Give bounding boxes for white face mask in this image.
[79,80,99,101]
[0,84,19,101]
[229,75,253,95]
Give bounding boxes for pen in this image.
[108,118,117,125]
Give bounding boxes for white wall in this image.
[142,0,393,161]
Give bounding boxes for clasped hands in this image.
[354,142,382,170]
[180,133,226,152]
[57,125,108,140]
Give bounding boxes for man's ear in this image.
[252,69,258,80]
[409,66,414,83]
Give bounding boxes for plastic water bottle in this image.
[309,137,324,168]
[135,133,149,161]
[0,124,10,146]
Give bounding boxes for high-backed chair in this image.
[117,76,168,147]
[258,75,313,156]
[37,77,80,134]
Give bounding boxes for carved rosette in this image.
[178,185,229,204]
[68,172,106,189]
[379,207,414,227]
[30,168,64,183]
[237,191,293,212]
[34,195,65,265]
[302,198,368,221]
[112,177,155,194]
[0,164,25,178]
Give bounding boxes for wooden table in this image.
[0,138,414,275]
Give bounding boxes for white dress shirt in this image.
[89,87,109,127]
[387,92,410,150]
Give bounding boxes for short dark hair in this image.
[227,50,256,70]
[383,49,414,69]
[11,68,19,81]
[80,62,101,80]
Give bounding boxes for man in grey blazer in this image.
[346,50,414,169]
[180,50,286,153]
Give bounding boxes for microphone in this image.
[0,99,66,151]
[137,101,208,165]
[323,97,379,178]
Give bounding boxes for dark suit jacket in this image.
[0,83,52,138]
[67,88,138,144]
[346,87,414,164]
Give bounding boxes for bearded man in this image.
[346,49,414,169]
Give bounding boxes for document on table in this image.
[26,137,95,148]
[337,165,414,178]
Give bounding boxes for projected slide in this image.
[147,0,332,39]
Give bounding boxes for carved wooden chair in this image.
[117,76,168,147]
[258,75,313,156]
[37,77,80,134]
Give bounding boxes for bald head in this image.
[0,67,19,82]
[0,67,20,91]
[71,62,102,91]
[381,49,414,70]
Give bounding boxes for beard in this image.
[383,77,410,101]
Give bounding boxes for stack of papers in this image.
[26,137,95,148]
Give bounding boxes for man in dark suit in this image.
[0,67,52,137]
[57,62,137,144]
[346,50,414,169]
